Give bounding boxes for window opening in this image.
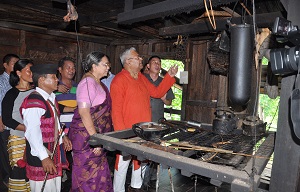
[161,59,184,120]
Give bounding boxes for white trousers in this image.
[113,155,146,192]
[29,177,61,192]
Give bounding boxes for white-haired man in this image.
[110,47,178,192]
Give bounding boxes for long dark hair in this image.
[9,59,33,87]
[82,52,108,73]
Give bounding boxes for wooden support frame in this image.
[159,12,283,37]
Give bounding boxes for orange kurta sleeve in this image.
[141,73,175,98]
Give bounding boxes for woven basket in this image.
[207,41,230,75]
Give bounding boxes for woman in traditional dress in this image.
[2,59,34,192]
[69,52,113,192]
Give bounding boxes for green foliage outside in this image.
[161,59,184,120]
[259,94,279,132]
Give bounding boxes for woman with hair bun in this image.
[2,59,34,191]
[69,52,113,191]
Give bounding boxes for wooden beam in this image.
[159,12,283,37]
[95,22,155,39]
[91,9,121,23]
[0,21,112,45]
[117,0,236,24]
[0,1,66,18]
[164,108,181,115]
[51,0,66,3]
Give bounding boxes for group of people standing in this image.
[0,47,177,192]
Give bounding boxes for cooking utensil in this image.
[242,116,266,136]
[158,119,209,133]
[158,118,188,132]
[212,109,237,135]
[132,122,170,141]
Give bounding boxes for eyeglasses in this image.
[127,56,144,60]
[101,63,111,68]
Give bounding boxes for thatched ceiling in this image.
[0,0,286,42]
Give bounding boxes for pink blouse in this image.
[76,77,106,108]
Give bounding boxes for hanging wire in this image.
[72,0,86,88]
[249,0,259,191]
[74,22,81,60]
[266,102,279,132]
[72,0,96,120]
[227,0,240,24]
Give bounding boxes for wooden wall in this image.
[182,40,227,123]
[0,27,20,72]
[0,26,108,82]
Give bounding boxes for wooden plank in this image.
[25,33,77,64]
[0,21,112,45]
[217,75,228,107]
[96,22,154,38]
[90,9,121,23]
[19,30,26,57]
[181,39,227,123]
[159,12,283,37]
[117,0,236,24]
[111,39,176,46]
[0,27,20,46]
[186,100,217,108]
[186,106,215,123]
[164,108,181,115]
[180,40,192,120]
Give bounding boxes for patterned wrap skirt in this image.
[7,135,30,192]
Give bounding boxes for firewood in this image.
[167,141,269,159]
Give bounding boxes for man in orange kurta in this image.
[110,47,178,192]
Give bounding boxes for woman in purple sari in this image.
[69,52,113,192]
